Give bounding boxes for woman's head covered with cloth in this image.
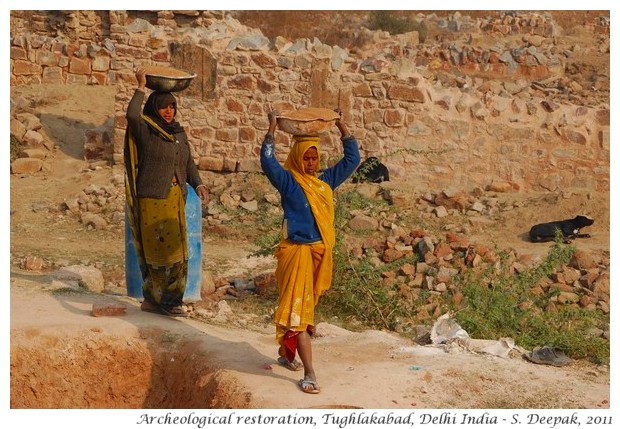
[143,91,183,134]
[284,135,321,176]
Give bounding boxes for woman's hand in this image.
[134,67,147,91]
[267,110,279,135]
[334,108,350,138]
[196,185,209,206]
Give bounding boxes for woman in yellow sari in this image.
[260,109,360,394]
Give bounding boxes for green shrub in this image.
[453,240,609,365]
[318,189,411,330]
[368,11,427,42]
[252,216,282,257]
[250,190,609,364]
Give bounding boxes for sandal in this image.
[140,300,165,315]
[161,305,190,318]
[525,346,572,367]
[298,376,320,394]
[277,356,303,371]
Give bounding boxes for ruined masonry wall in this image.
[9,10,610,192]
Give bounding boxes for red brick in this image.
[387,83,425,103]
[91,303,127,317]
[69,57,91,75]
[12,60,41,75]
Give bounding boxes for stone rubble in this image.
[15,164,608,343]
[10,10,609,341]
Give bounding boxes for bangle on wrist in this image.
[196,184,207,190]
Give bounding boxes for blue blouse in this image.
[260,134,360,243]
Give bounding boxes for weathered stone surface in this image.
[348,214,379,231]
[21,255,45,271]
[54,265,105,293]
[11,158,43,174]
[387,83,425,102]
[570,250,598,271]
[80,212,108,230]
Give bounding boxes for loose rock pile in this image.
[9,112,53,174]
[14,164,609,344]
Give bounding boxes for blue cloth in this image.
[260,134,360,243]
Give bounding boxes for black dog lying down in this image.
[529,215,594,243]
[352,157,390,183]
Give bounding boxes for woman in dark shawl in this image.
[124,67,209,317]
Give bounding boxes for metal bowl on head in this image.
[144,67,197,92]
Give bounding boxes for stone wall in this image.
[9,10,610,192]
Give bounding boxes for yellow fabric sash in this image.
[283,136,336,252]
[124,115,178,276]
[138,184,187,267]
[274,240,327,345]
[274,136,336,342]
[283,136,335,294]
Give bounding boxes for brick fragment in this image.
[91,303,127,317]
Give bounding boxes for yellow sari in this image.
[274,136,336,359]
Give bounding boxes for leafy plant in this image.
[334,189,378,219]
[248,189,609,364]
[350,157,380,184]
[318,190,408,330]
[368,11,428,42]
[252,215,282,257]
[453,239,609,364]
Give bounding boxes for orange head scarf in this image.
[283,136,335,248]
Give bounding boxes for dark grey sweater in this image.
[126,90,203,199]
